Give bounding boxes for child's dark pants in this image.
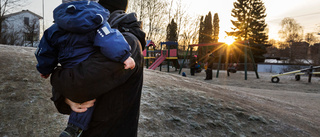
[68,105,95,130]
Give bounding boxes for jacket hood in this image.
[54,1,109,33]
[108,10,146,47]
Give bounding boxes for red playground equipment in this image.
[143,41,179,72]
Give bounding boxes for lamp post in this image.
[318,33,320,65]
[42,0,45,32]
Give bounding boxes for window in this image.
[24,17,29,25]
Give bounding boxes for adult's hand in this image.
[65,98,96,113]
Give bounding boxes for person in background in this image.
[204,52,214,80]
[189,55,197,76]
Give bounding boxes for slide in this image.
[148,54,166,70]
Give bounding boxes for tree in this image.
[249,0,268,44]
[166,18,178,50]
[179,15,199,50]
[198,12,213,44]
[213,13,219,43]
[226,0,250,41]
[278,17,304,42]
[227,0,268,43]
[128,0,190,47]
[305,33,317,46]
[166,18,178,42]
[198,12,213,60]
[203,12,213,43]
[145,0,168,43]
[1,25,20,45]
[128,0,168,44]
[172,0,185,42]
[278,17,304,63]
[227,0,269,63]
[128,0,147,21]
[0,0,27,44]
[198,16,205,44]
[24,18,39,47]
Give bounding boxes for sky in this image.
[23,0,320,41]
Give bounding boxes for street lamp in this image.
[42,0,45,32]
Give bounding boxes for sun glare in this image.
[223,36,236,45]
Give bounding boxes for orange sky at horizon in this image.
[182,0,320,42]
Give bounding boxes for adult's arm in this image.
[50,32,144,103]
[50,88,96,114]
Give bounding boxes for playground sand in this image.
[1,44,320,136]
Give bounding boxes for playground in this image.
[1,45,320,136]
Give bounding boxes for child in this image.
[35,0,134,136]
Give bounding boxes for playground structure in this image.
[143,41,180,72]
[143,40,156,68]
[271,66,320,83]
[179,41,259,80]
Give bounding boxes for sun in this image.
[223,36,236,45]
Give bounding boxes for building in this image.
[260,42,320,73]
[265,42,319,64]
[310,43,320,65]
[1,10,42,47]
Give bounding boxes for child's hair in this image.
[62,0,99,3]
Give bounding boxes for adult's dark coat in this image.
[51,10,146,137]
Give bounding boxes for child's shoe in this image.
[59,123,83,137]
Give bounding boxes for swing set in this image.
[179,41,259,80]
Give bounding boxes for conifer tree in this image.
[226,0,269,63]
[198,16,205,44]
[249,0,268,44]
[227,0,268,43]
[166,18,178,49]
[203,12,213,43]
[213,13,220,43]
[166,19,178,42]
[227,0,249,41]
[198,12,213,59]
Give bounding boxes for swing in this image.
[227,63,238,73]
[227,53,240,73]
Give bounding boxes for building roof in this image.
[4,10,43,19]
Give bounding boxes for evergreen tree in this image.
[226,0,269,63]
[249,0,268,44]
[166,18,178,49]
[227,0,268,43]
[166,18,178,42]
[198,16,205,44]
[227,0,249,41]
[213,13,220,43]
[203,12,213,43]
[198,12,213,60]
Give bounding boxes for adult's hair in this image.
[98,0,128,13]
[62,0,99,3]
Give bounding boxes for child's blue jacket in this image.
[35,1,131,75]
